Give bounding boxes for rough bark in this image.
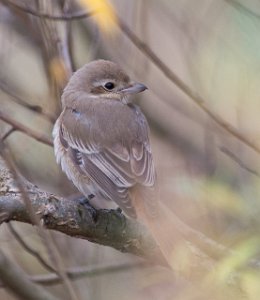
[0,156,164,264]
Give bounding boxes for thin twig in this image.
[4,0,95,20]
[115,16,260,155]
[0,249,59,300]
[225,0,260,20]
[6,2,260,155]
[27,261,148,286]
[1,127,16,141]
[7,223,55,273]
[0,145,43,226]
[1,146,79,300]
[62,0,75,72]
[220,146,260,177]
[0,261,148,287]
[0,80,55,123]
[0,110,53,146]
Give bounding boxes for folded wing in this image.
[60,104,155,217]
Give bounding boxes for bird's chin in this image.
[121,96,131,105]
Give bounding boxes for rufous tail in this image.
[132,187,187,269]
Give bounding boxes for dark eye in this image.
[104,82,115,90]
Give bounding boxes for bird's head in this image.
[63,60,147,105]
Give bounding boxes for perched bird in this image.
[53,60,180,266]
[53,59,156,219]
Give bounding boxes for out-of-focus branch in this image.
[2,148,260,280]
[6,3,260,155]
[220,146,260,177]
[0,249,58,300]
[115,17,260,155]
[1,127,15,141]
[0,110,53,146]
[3,0,95,20]
[1,147,79,300]
[225,0,260,20]
[62,0,76,72]
[0,80,55,123]
[27,262,148,286]
[7,223,55,273]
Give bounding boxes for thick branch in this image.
[0,156,163,264]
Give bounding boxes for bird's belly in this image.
[53,119,96,197]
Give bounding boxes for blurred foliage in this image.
[78,0,117,33]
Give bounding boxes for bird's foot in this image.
[108,207,125,219]
[78,194,95,205]
[116,207,123,214]
[78,194,97,222]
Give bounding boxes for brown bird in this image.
[53,60,180,265]
[53,59,156,218]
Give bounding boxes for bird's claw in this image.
[78,195,97,222]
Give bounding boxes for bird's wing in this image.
[60,104,155,217]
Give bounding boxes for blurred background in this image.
[1,0,260,299]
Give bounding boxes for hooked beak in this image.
[120,82,148,95]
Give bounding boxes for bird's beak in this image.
[120,82,148,95]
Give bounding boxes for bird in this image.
[53,60,181,266]
[53,59,156,218]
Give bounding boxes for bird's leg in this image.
[116,207,123,214]
[108,207,124,218]
[78,194,97,222]
[78,194,95,205]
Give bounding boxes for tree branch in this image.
[27,262,148,286]
[0,249,58,300]
[7,223,55,273]
[225,0,260,20]
[1,150,260,280]
[1,145,80,300]
[0,80,55,123]
[4,1,260,155]
[3,0,95,20]
[0,110,53,146]
[0,155,164,264]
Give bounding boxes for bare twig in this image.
[6,3,260,155]
[0,261,148,287]
[115,17,260,155]
[0,110,53,146]
[7,223,55,273]
[34,1,73,115]
[225,0,260,20]
[220,146,260,177]
[1,127,16,141]
[62,0,75,72]
[0,80,55,123]
[1,147,79,300]
[4,0,95,20]
[0,249,58,300]
[27,261,148,286]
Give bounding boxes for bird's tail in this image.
[132,186,187,269]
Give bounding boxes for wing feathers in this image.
[59,105,155,217]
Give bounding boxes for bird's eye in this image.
[104,82,115,90]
